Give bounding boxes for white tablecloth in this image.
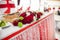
[0,12,52,39]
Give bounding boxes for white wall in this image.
[12,0,40,11]
[44,1,60,11]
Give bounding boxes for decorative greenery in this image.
[18,22,23,27]
[19,16,24,20]
[0,20,6,27]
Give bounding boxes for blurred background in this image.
[0,0,60,40]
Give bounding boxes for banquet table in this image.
[0,12,55,40]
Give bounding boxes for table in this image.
[1,13,55,40]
